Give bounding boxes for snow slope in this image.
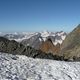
[0,52,80,80]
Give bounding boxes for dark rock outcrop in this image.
[0,37,25,55]
[0,37,64,60]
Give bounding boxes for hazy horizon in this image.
[0,0,80,32]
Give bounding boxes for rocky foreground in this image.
[0,52,80,80]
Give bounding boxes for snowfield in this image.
[0,52,80,80]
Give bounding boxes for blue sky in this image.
[0,0,80,32]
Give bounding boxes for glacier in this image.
[0,52,80,80]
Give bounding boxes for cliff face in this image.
[60,24,80,60]
[40,38,61,54]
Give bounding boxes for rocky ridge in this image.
[60,24,80,61]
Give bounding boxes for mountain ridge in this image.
[60,24,80,61]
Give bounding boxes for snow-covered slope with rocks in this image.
[0,52,80,80]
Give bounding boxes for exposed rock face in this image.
[20,31,66,49]
[60,24,80,61]
[0,37,64,60]
[0,37,25,55]
[21,33,43,50]
[0,37,9,52]
[40,38,61,54]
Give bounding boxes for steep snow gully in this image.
[0,52,80,80]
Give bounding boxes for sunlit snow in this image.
[0,52,80,80]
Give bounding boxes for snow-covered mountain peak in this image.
[0,31,67,46]
[42,30,49,34]
[41,30,50,38]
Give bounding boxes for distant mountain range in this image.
[1,31,66,45]
[0,31,67,60]
[0,24,80,61]
[0,37,64,60]
[0,31,66,51]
